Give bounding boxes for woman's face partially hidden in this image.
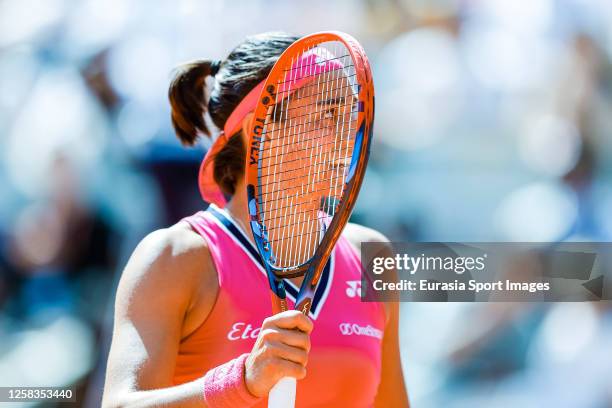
[252,72,358,267]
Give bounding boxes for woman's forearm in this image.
[103,377,207,408]
[104,354,261,408]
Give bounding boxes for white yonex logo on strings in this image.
[227,322,260,341]
[339,323,383,340]
[346,280,361,298]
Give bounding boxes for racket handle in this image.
[268,376,296,408]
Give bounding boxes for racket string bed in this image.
[280,52,350,73]
[271,47,318,265]
[267,51,298,266]
[262,114,358,139]
[267,215,334,234]
[259,42,356,268]
[266,79,358,115]
[258,134,356,165]
[258,173,347,194]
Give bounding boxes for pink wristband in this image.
[203,353,261,407]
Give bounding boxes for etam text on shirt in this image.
[227,321,384,341]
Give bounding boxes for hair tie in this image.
[210,60,222,77]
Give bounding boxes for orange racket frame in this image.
[245,31,374,315]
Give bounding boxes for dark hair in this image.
[168,32,299,196]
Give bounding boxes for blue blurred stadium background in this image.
[1,0,611,406]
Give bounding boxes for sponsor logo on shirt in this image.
[227,322,260,341]
[345,280,362,298]
[339,323,383,340]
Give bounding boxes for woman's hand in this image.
[245,310,313,397]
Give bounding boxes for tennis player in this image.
[102,32,408,408]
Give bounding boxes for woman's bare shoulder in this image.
[116,220,217,317]
[128,221,211,277]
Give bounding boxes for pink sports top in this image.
[174,204,386,407]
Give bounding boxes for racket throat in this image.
[269,273,289,314]
[295,296,313,315]
[271,292,289,314]
[294,263,323,315]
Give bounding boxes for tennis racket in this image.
[245,31,374,407]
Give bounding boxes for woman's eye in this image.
[323,108,336,120]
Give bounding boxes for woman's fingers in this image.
[262,310,313,334]
[245,310,314,397]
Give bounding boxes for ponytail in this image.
[168,60,217,146]
[167,33,299,196]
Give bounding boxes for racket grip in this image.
[268,376,296,408]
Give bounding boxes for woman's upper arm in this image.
[103,225,214,405]
[343,223,410,406]
[375,298,409,407]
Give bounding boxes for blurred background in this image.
[1,0,611,406]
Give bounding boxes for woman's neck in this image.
[225,179,305,286]
[224,180,253,242]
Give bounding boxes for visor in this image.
[198,49,345,207]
